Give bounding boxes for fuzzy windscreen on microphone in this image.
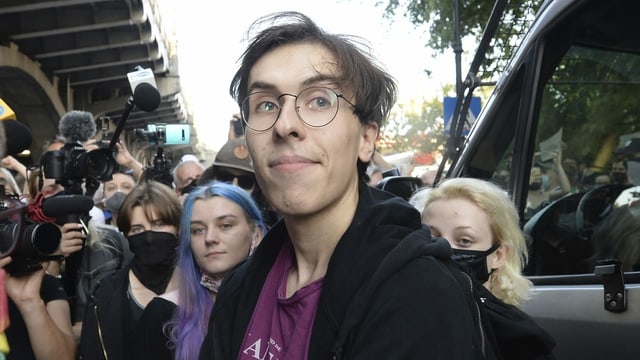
[58,110,97,144]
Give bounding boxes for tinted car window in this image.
[456,0,640,276]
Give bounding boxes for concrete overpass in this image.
[0,0,201,169]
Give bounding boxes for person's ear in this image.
[250,225,264,251]
[358,122,379,163]
[490,244,508,270]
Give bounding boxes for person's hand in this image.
[1,156,20,171]
[1,155,27,178]
[82,138,100,152]
[114,141,134,165]
[5,265,46,306]
[0,257,11,269]
[57,223,85,257]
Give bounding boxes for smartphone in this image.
[232,118,244,137]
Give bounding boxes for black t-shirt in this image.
[6,274,68,360]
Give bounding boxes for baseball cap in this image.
[211,138,253,173]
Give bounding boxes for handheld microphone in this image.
[134,83,161,112]
[109,67,162,149]
[58,110,96,144]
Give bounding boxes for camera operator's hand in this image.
[45,223,84,278]
[5,264,46,304]
[58,223,85,257]
[115,141,143,180]
[5,264,76,359]
[82,138,100,152]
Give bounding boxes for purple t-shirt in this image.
[239,241,324,360]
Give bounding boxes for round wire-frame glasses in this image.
[240,86,356,131]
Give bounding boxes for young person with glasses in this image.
[198,11,484,359]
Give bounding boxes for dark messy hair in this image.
[229,11,397,178]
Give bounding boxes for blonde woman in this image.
[418,178,556,359]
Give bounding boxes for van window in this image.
[461,2,640,276]
[524,41,640,275]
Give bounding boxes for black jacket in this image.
[477,285,556,360]
[78,261,134,360]
[199,183,486,359]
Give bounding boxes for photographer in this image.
[2,256,75,360]
[83,138,143,182]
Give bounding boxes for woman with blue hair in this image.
[133,181,266,360]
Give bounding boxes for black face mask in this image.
[451,244,500,283]
[127,230,179,294]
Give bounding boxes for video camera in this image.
[134,123,191,146]
[40,110,117,196]
[0,191,62,276]
[133,123,190,187]
[41,143,116,196]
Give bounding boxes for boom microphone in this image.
[59,110,96,144]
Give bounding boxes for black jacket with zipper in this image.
[78,261,134,360]
[199,182,486,360]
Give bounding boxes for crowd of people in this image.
[0,10,566,360]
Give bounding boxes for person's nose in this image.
[204,228,218,245]
[273,95,306,139]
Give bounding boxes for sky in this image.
[159,0,460,154]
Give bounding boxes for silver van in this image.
[442,0,640,358]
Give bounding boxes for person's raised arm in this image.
[552,150,572,195]
[6,266,75,360]
[115,141,143,180]
[1,156,27,180]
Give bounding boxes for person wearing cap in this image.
[201,139,255,191]
[199,139,279,228]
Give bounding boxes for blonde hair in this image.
[423,177,532,306]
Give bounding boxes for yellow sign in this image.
[0,98,16,121]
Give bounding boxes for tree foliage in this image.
[378,94,447,162]
[381,0,543,79]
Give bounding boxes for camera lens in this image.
[0,221,60,257]
[26,222,61,255]
[85,148,117,181]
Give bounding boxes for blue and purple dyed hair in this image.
[168,181,265,360]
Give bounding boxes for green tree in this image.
[380,0,542,79]
[378,95,447,161]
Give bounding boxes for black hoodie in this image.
[199,183,486,359]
